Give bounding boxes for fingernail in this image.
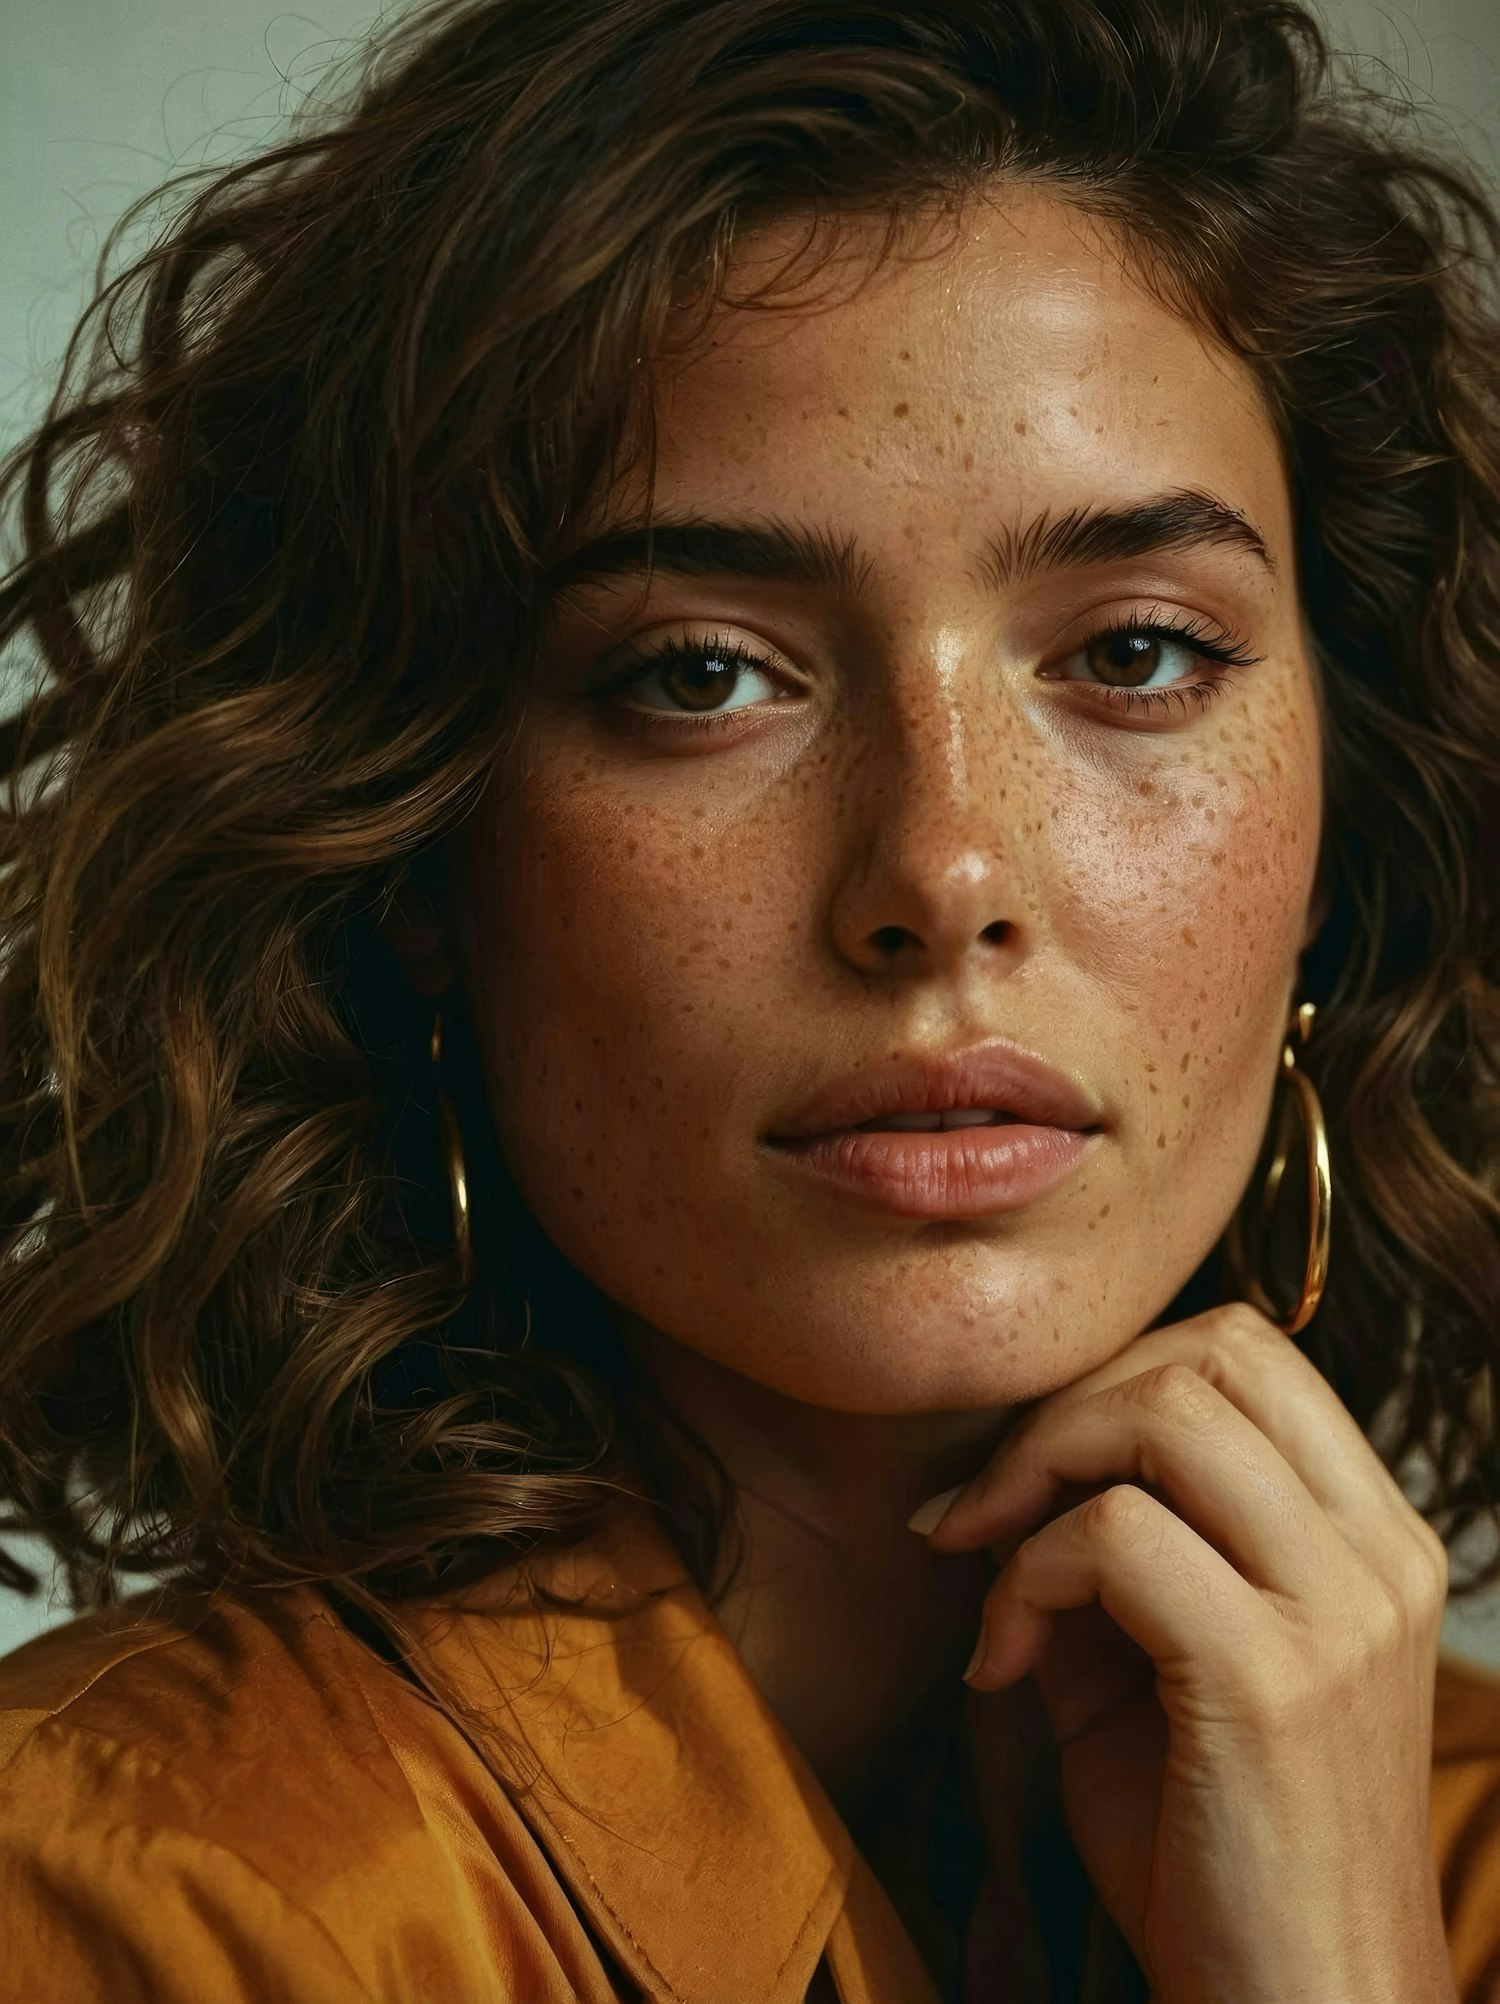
[907,1484,965,1535]
[962,1634,986,1682]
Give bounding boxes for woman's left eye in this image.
[1047,609,1262,706]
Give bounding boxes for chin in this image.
[660,1263,1146,1416]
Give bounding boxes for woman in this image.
[1,0,1498,1998]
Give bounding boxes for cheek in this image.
[461,764,789,1182]
[1044,718,1321,1174]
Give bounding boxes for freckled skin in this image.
[443,189,1322,1417]
[392,188,1324,1797]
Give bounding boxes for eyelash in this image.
[590,610,1263,737]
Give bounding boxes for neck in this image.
[610,1309,1024,1803]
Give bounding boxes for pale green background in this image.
[1,1,1498,1664]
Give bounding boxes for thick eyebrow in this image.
[540,487,1276,605]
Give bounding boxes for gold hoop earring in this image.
[431,1006,474,1287]
[1225,1000,1332,1336]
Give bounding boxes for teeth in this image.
[860,1108,1005,1132]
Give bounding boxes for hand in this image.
[911,1301,1458,2004]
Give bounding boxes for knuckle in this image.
[1080,1482,1155,1544]
[1401,1536,1450,1617]
[1416,1520,1451,1592]
[1382,1513,1449,1611]
[1219,1298,1281,1352]
[1359,1581,1409,1656]
[1125,1360,1214,1423]
[1246,1654,1321,1731]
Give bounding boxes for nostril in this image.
[870,925,911,955]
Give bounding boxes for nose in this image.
[825,672,1034,984]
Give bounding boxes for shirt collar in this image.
[363,1494,929,2004]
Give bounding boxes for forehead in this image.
[634,187,1287,541]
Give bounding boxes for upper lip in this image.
[766,1039,1105,1142]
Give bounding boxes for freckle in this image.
[963,452,974,470]
[934,441,944,454]
[900,349,911,361]
[675,953,690,967]
[1148,1080,1159,1094]
[571,1187,584,1201]
[1156,1133,1166,1148]
[1138,778,1154,796]
[837,405,849,417]
[584,1149,595,1167]
[1205,807,1216,821]
[1180,1051,1190,1072]
[627,1095,640,1111]
[863,454,873,468]
[953,410,965,426]
[893,401,909,417]
[1145,1063,1157,1073]
[1181,926,1196,947]
[1181,1095,1191,1110]
[1100,1204,1110,1217]
[1013,419,1028,435]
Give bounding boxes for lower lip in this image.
[765,1123,1098,1218]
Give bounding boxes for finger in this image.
[924,1302,1437,1589]
[965,1483,1271,1695]
[927,1359,1349,1606]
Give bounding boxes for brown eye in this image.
[597,630,785,720]
[655,646,750,712]
[1083,630,1169,688]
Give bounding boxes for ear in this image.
[377,877,462,999]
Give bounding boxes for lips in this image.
[762,1040,1104,1219]
[767,1039,1102,1144]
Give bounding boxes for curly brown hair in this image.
[2,0,1498,1658]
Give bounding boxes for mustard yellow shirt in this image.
[2,1496,1499,2003]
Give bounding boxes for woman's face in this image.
[445,187,1324,1416]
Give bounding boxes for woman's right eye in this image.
[592,631,789,726]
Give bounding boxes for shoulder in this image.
[0,1578,409,1854]
[1433,1648,1500,2004]
[0,1582,585,2004]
